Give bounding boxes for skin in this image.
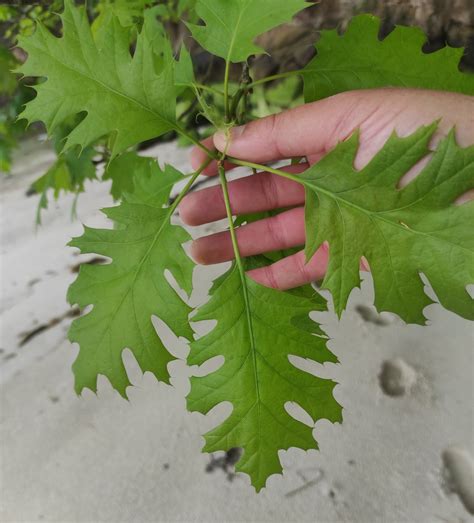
[179,88,474,290]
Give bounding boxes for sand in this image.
[1,137,473,523]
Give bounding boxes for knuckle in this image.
[268,113,285,158]
[265,175,280,209]
[264,216,283,247]
[179,195,196,225]
[256,173,279,209]
[262,265,279,289]
[327,91,366,145]
[294,252,312,282]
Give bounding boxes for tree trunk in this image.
[252,0,474,78]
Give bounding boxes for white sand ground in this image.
[0,137,473,523]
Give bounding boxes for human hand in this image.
[179,88,474,290]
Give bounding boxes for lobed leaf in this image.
[174,45,195,94]
[103,151,182,201]
[34,146,96,224]
[31,120,97,222]
[188,264,341,491]
[17,0,176,158]
[68,158,192,397]
[302,124,474,324]
[187,0,309,63]
[92,0,151,32]
[303,15,474,102]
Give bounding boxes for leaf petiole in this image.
[192,83,225,97]
[227,157,305,185]
[173,123,218,158]
[167,156,213,216]
[247,69,304,89]
[218,164,244,270]
[223,59,231,122]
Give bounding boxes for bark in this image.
[252,0,474,77]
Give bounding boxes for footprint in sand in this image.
[442,446,474,515]
[379,358,417,397]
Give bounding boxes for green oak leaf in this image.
[175,45,195,94]
[301,123,474,324]
[187,264,341,491]
[176,0,197,18]
[32,119,97,223]
[187,0,309,63]
[103,151,182,201]
[17,0,176,158]
[34,146,96,224]
[67,160,193,397]
[303,15,474,102]
[92,0,151,32]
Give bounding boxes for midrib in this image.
[31,43,176,131]
[305,180,472,254]
[90,210,174,358]
[226,8,245,64]
[236,269,261,406]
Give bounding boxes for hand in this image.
[179,88,474,290]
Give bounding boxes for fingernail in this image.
[214,125,246,151]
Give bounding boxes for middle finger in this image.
[191,207,305,265]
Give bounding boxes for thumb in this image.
[212,89,473,170]
[213,90,369,163]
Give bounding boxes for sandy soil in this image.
[0,138,473,523]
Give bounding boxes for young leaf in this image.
[67,160,193,397]
[92,0,151,32]
[176,0,197,18]
[188,264,341,491]
[302,123,474,324]
[103,151,182,201]
[34,146,96,224]
[303,15,474,102]
[17,0,176,158]
[187,0,309,63]
[32,119,97,222]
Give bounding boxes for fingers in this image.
[192,90,369,169]
[248,245,370,290]
[190,208,305,264]
[191,89,474,174]
[180,164,306,226]
[248,248,329,290]
[189,90,365,174]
